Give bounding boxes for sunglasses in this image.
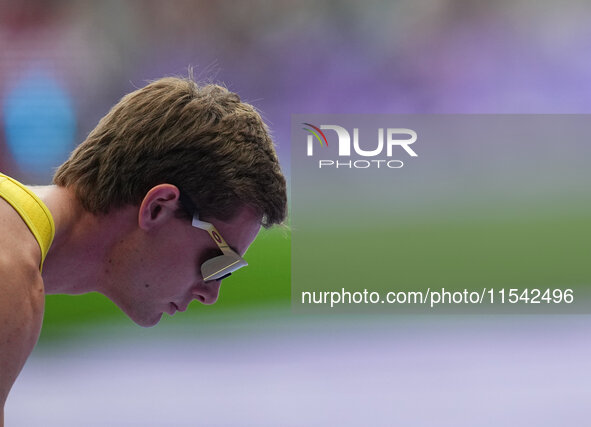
[179,191,248,281]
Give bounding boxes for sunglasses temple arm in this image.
[192,215,234,256]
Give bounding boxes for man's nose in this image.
[193,280,222,305]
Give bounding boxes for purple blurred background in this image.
[3,0,591,182]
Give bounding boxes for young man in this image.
[0,77,287,424]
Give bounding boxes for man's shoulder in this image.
[0,196,43,283]
[0,198,44,409]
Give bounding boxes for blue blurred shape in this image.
[3,69,76,178]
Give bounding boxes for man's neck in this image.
[30,185,132,296]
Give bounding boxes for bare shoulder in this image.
[0,197,45,407]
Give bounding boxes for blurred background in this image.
[1,0,590,425]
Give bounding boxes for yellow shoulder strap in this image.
[0,173,56,271]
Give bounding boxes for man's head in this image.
[53,77,287,326]
[54,76,286,226]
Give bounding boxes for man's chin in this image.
[102,292,162,327]
[129,311,163,328]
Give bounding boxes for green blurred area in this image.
[40,228,291,339]
[297,215,588,288]
[293,204,590,312]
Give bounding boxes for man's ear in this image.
[138,184,181,231]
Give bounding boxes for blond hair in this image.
[54,77,287,227]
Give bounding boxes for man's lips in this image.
[166,302,178,315]
[167,302,188,315]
